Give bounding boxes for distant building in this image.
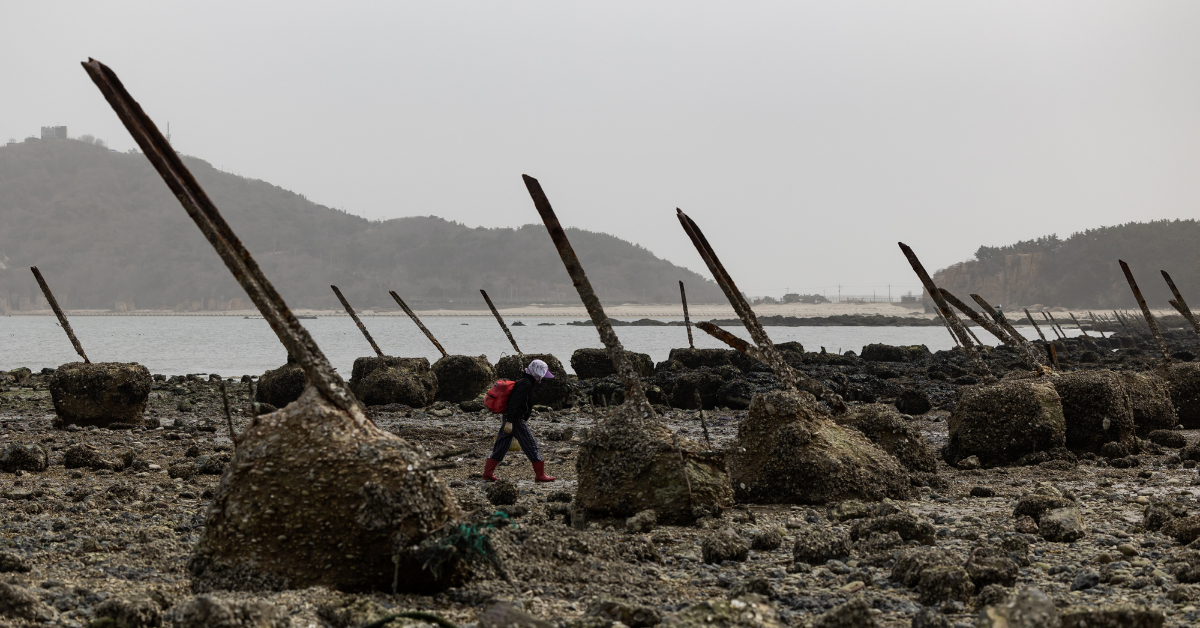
[40,126,67,140]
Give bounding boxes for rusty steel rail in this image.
[1162,270,1200,337]
[696,321,769,364]
[941,289,1041,368]
[676,210,795,389]
[390,291,448,358]
[30,266,89,363]
[898,243,988,373]
[83,58,356,413]
[480,289,522,355]
[1041,312,1063,339]
[679,281,694,349]
[1068,312,1091,338]
[971,294,1027,346]
[938,310,962,348]
[1088,312,1107,339]
[331,285,385,359]
[1120,260,1172,363]
[523,175,654,416]
[1023,308,1047,342]
[1045,312,1068,339]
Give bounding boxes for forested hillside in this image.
[0,138,722,312]
[932,220,1200,309]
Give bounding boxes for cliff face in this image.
[925,220,1200,310]
[930,252,1047,309]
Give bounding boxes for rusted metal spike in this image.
[331,285,385,359]
[390,291,448,358]
[970,294,1027,346]
[1068,313,1091,338]
[1120,260,1172,363]
[1162,270,1200,337]
[696,321,770,365]
[1024,308,1047,342]
[220,381,236,450]
[480,289,522,355]
[897,243,989,373]
[676,209,799,391]
[30,266,89,364]
[938,310,962,347]
[1088,313,1107,339]
[1041,312,1063,340]
[1112,310,1132,337]
[1046,312,1068,338]
[679,281,694,349]
[964,324,985,347]
[941,289,1041,368]
[523,175,653,415]
[82,58,356,412]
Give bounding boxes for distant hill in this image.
[931,220,1200,309]
[0,138,723,312]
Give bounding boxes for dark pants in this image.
[490,420,542,463]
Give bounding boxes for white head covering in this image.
[525,359,554,381]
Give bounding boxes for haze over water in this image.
[0,316,1069,377]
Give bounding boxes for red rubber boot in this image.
[533,460,556,482]
[482,458,499,482]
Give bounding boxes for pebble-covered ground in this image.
[0,372,1197,628]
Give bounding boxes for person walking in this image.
[481,359,557,483]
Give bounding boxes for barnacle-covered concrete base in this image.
[350,357,438,408]
[188,385,462,593]
[49,362,152,428]
[575,404,733,525]
[729,390,914,504]
[255,358,305,410]
[432,355,495,403]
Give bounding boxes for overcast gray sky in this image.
[5,2,1199,299]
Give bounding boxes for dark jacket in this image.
[503,373,537,425]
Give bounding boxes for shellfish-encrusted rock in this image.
[837,403,938,473]
[1120,372,1176,436]
[255,358,305,410]
[188,385,461,592]
[432,355,494,403]
[1166,363,1200,428]
[666,348,738,370]
[571,348,653,379]
[943,380,1065,467]
[1052,370,1136,454]
[728,390,914,504]
[49,362,151,428]
[494,354,571,409]
[575,403,732,524]
[349,357,437,408]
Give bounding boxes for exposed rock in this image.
[1059,606,1163,628]
[94,595,163,628]
[917,565,975,604]
[665,348,737,370]
[943,380,1065,467]
[63,443,125,471]
[188,385,462,593]
[1143,502,1188,532]
[588,598,662,628]
[1038,507,1085,543]
[836,403,937,472]
[1164,516,1200,545]
[1120,372,1176,436]
[172,595,290,628]
[967,551,1019,588]
[850,512,935,545]
[0,581,56,622]
[254,358,306,409]
[729,390,914,504]
[494,354,571,409]
[626,509,657,534]
[811,596,877,628]
[349,357,438,408]
[750,528,783,551]
[1013,495,1074,524]
[432,355,494,403]
[574,403,732,525]
[49,361,152,428]
[911,607,950,628]
[1053,370,1137,454]
[975,587,1060,628]
[0,551,29,573]
[487,480,519,506]
[792,525,850,564]
[702,528,748,564]
[1148,429,1186,449]
[571,348,654,379]
[860,344,930,363]
[895,388,932,415]
[0,443,48,472]
[891,547,957,587]
[668,368,727,410]
[661,595,782,628]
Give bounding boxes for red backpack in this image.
[484,380,516,413]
